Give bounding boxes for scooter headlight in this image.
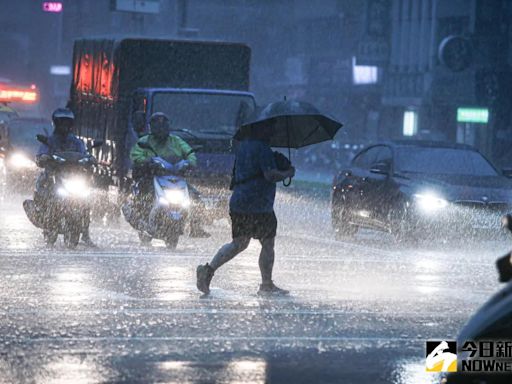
[58,177,90,198]
[8,152,36,169]
[163,189,190,207]
[413,192,448,214]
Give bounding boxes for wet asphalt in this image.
[0,186,508,383]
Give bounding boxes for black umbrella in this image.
[235,100,343,149]
[234,99,343,186]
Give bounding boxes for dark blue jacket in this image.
[229,139,277,213]
[36,133,86,161]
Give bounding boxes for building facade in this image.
[2,0,510,165]
[379,0,512,164]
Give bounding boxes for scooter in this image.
[23,134,100,249]
[122,142,191,249]
[445,214,512,383]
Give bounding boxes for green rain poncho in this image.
[130,134,197,166]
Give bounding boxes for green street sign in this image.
[457,108,489,123]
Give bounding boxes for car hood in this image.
[398,173,512,202]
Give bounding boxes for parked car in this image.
[331,141,512,241]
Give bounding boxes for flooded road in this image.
[0,188,506,383]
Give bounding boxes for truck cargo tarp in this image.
[72,38,251,102]
[72,39,118,101]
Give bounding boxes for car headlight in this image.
[8,152,36,169]
[162,189,190,207]
[413,192,448,213]
[58,177,90,198]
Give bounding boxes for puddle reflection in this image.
[50,270,93,305]
[394,359,441,384]
[157,358,267,384]
[37,356,114,384]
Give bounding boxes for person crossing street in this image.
[196,119,295,296]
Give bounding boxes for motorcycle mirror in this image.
[36,134,48,145]
[91,140,104,148]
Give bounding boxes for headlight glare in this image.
[62,177,90,198]
[8,152,36,169]
[164,189,189,207]
[413,193,448,213]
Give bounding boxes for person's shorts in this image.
[230,211,277,239]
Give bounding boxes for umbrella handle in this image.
[283,177,291,187]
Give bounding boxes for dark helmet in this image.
[52,108,75,124]
[149,112,171,140]
[52,108,75,135]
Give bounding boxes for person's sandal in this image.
[257,281,289,296]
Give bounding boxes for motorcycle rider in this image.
[31,108,96,246]
[129,112,210,238]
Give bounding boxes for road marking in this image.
[0,335,428,343]
[0,308,466,317]
[0,250,495,266]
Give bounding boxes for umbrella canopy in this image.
[235,100,343,148]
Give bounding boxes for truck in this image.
[69,38,257,219]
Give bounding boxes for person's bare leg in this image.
[257,237,289,295]
[258,237,275,284]
[210,237,250,270]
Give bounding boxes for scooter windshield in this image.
[53,151,88,164]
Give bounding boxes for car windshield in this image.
[152,92,255,135]
[8,119,50,150]
[395,147,498,176]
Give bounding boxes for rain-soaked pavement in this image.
[0,185,508,383]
